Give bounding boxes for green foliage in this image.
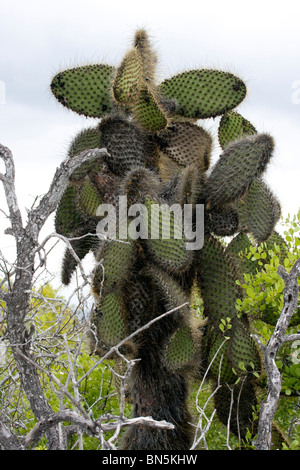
[232,209,300,439]
[235,211,300,327]
[0,283,131,450]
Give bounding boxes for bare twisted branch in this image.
[255,259,300,450]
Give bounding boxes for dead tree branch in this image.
[0,144,110,449]
[254,259,300,450]
[24,411,174,450]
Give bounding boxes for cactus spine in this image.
[51,30,292,450]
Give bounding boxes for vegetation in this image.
[0,28,299,450]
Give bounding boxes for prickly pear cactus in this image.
[51,30,290,449]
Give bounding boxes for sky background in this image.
[0,0,300,286]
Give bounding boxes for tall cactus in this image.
[51,30,291,449]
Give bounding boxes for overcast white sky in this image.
[0,0,300,282]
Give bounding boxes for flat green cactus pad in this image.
[243,178,281,243]
[204,134,274,209]
[144,197,194,274]
[79,177,102,217]
[164,326,197,371]
[55,185,84,236]
[159,69,247,119]
[51,64,115,117]
[132,85,168,131]
[226,232,259,276]
[207,332,236,383]
[113,48,143,104]
[197,236,243,325]
[94,293,127,345]
[218,111,257,149]
[207,319,261,384]
[68,126,102,158]
[93,239,135,295]
[229,320,261,374]
[158,121,212,171]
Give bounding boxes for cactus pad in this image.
[132,85,168,131]
[243,178,281,243]
[164,326,197,371]
[55,185,84,236]
[133,29,157,82]
[51,64,115,117]
[207,320,261,384]
[159,69,247,119]
[100,113,158,174]
[93,239,135,296]
[68,126,102,159]
[93,293,127,346]
[207,331,236,383]
[79,177,102,217]
[218,111,257,149]
[226,232,259,276]
[144,197,194,274]
[112,48,143,104]
[176,163,205,206]
[197,236,244,323]
[158,121,212,171]
[204,134,274,208]
[229,320,261,374]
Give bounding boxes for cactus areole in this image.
[52,30,284,449]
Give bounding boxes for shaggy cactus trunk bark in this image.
[121,310,193,450]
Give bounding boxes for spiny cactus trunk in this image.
[117,270,194,450]
[121,322,193,450]
[122,359,192,450]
